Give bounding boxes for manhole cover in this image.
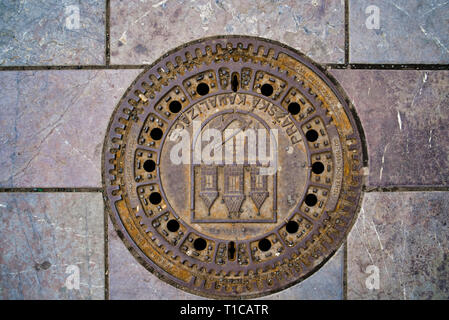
[103,36,364,299]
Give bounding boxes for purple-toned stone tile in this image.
[0,69,142,188]
[347,192,449,300]
[349,0,449,63]
[0,193,105,300]
[108,218,202,300]
[110,0,345,65]
[108,218,343,300]
[331,69,449,187]
[258,246,344,300]
[0,0,105,66]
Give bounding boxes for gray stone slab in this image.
[347,192,449,300]
[0,0,105,66]
[0,193,105,300]
[0,69,142,188]
[331,69,449,187]
[110,0,345,65]
[258,246,344,300]
[108,218,343,300]
[349,0,449,63]
[108,218,202,300]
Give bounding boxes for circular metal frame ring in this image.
[102,35,365,299]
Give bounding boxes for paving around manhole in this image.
[102,36,365,299]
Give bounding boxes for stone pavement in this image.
[0,0,448,300]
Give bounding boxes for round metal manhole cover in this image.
[102,36,364,299]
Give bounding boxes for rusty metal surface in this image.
[102,36,364,299]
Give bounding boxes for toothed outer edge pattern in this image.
[102,36,364,299]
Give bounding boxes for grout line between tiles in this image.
[363,186,449,192]
[0,65,147,71]
[105,0,110,66]
[326,63,449,70]
[104,0,111,301]
[0,65,447,72]
[344,0,349,65]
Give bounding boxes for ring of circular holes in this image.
[149,71,322,276]
[153,80,320,255]
[147,71,329,283]
[152,80,321,259]
[150,77,321,269]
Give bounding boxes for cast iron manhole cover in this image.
[103,36,364,298]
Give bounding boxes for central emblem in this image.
[191,111,278,223]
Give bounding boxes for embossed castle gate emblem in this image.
[103,36,365,299]
[192,112,277,223]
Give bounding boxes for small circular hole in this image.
[193,238,207,251]
[305,194,318,207]
[312,162,325,174]
[150,128,163,140]
[288,102,301,115]
[260,83,274,96]
[168,100,182,113]
[286,221,299,234]
[143,160,156,172]
[305,129,319,142]
[166,219,180,232]
[196,83,209,96]
[258,238,271,251]
[149,192,162,205]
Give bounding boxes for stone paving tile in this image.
[110,0,345,65]
[0,193,105,300]
[0,0,105,66]
[349,0,449,63]
[347,192,449,300]
[0,69,142,188]
[108,218,202,300]
[330,69,449,187]
[258,246,344,300]
[108,218,343,300]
